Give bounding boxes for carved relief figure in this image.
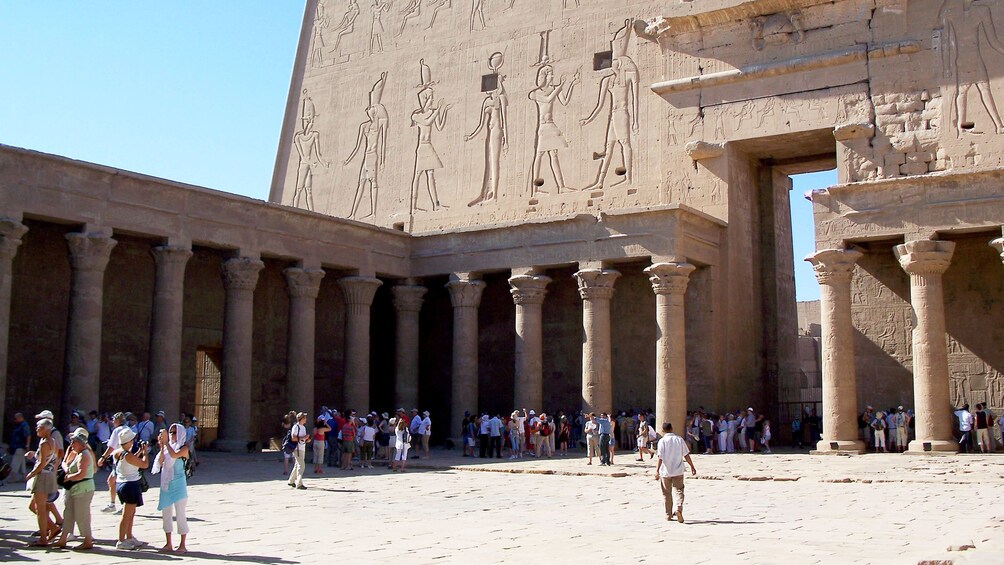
[937,0,1004,134]
[532,30,556,67]
[987,369,1004,408]
[370,0,391,53]
[397,0,423,36]
[410,60,451,212]
[470,0,486,31]
[293,90,329,211]
[581,20,639,190]
[750,11,806,51]
[467,52,509,206]
[528,64,580,196]
[950,370,970,406]
[330,0,361,52]
[311,0,330,67]
[563,0,580,7]
[427,0,451,29]
[345,73,390,219]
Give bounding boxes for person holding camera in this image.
[97,412,128,514]
[153,424,190,553]
[113,428,149,550]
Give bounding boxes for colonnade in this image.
[809,236,1004,454]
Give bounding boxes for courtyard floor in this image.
[1,447,1002,564]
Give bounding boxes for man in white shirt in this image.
[654,422,697,523]
[421,411,432,458]
[488,414,503,459]
[955,404,974,453]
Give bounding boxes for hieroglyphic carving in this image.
[330,0,361,53]
[467,52,509,206]
[410,60,451,213]
[563,0,580,8]
[987,369,1004,408]
[427,0,451,29]
[397,0,423,37]
[528,64,579,196]
[311,0,330,68]
[581,20,639,190]
[370,0,391,53]
[749,11,806,51]
[345,73,390,219]
[470,0,486,31]
[936,0,1004,135]
[293,89,329,211]
[950,370,970,407]
[532,30,556,67]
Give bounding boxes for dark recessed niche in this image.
[481,73,499,92]
[593,51,612,71]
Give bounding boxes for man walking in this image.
[654,422,697,523]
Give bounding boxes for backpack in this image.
[539,422,551,436]
[281,427,296,454]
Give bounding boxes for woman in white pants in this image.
[391,414,410,472]
[153,424,190,553]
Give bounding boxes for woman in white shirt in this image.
[113,428,150,550]
[391,412,410,472]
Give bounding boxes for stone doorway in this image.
[194,347,222,446]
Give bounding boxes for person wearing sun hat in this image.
[54,428,95,550]
[25,418,59,547]
[112,427,150,550]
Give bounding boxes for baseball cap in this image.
[35,410,55,420]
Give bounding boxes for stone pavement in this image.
[1,448,1002,564]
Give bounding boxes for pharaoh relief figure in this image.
[397,0,424,37]
[370,0,392,53]
[293,90,329,211]
[410,60,451,213]
[330,0,361,52]
[310,0,330,67]
[581,20,639,191]
[345,73,390,219]
[470,0,486,31]
[427,0,451,29]
[528,64,580,196]
[467,52,509,206]
[937,0,1004,135]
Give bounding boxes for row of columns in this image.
[810,236,1004,454]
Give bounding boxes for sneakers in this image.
[101,504,116,513]
[116,540,137,550]
[113,508,123,515]
[129,537,147,547]
[296,485,307,490]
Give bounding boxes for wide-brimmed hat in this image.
[35,410,55,420]
[119,428,137,444]
[69,428,89,444]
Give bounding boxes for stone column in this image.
[216,257,264,451]
[0,219,27,436]
[574,268,620,415]
[509,273,551,411]
[895,239,957,453]
[62,232,117,422]
[392,284,427,410]
[446,275,486,440]
[285,267,325,414]
[645,262,695,433]
[147,246,192,419]
[806,249,866,454]
[338,276,382,412]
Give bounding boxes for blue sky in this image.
[0,2,830,301]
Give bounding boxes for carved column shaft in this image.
[574,269,620,415]
[392,284,426,411]
[0,220,27,436]
[896,240,956,453]
[807,249,865,453]
[646,262,695,433]
[147,246,192,419]
[216,257,264,451]
[62,232,117,422]
[447,277,485,439]
[510,274,551,411]
[286,268,325,413]
[339,276,382,412]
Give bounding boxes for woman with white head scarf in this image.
[153,423,190,554]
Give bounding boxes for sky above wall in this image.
[0,1,829,301]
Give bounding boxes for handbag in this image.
[57,467,80,491]
[139,470,149,492]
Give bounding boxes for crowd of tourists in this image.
[5,408,195,552]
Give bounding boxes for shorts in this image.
[342,440,356,455]
[745,428,755,441]
[467,438,475,447]
[116,480,144,507]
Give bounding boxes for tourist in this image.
[281,411,295,476]
[701,413,714,454]
[85,411,99,452]
[974,403,991,453]
[535,414,552,458]
[859,406,874,450]
[25,418,59,547]
[184,415,199,466]
[312,417,331,474]
[95,413,111,457]
[790,414,802,449]
[288,412,310,489]
[97,412,127,514]
[557,415,571,456]
[596,412,612,465]
[894,406,909,453]
[326,409,343,467]
[477,413,490,458]
[716,414,728,453]
[955,404,974,453]
[391,413,409,472]
[488,413,503,458]
[744,408,757,453]
[340,410,357,470]
[507,411,521,459]
[584,413,599,465]
[8,412,30,481]
[378,412,392,460]
[726,413,737,453]
[136,412,156,452]
[761,418,772,453]
[884,409,897,452]
[654,422,697,523]
[55,428,95,550]
[608,420,617,464]
[871,412,886,452]
[419,410,431,458]
[153,423,190,553]
[113,427,149,550]
[527,410,539,454]
[466,414,478,457]
[409,409,422,456]
[806,408,821,446]
[360,416,377,469]
[637,414,652,461]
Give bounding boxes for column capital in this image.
[0,219,28,260]
[806,248,863,285]
[284,267,325,299]
[574,268,620,301]
[990,237,1004,264]
[645,262,696,295]
[221,257,265,291]
[151,245,193,266]
[338,276,382,306]
[392,284,427,312]
[894,240,955,275]
[446,278,486,308]
[65,232,117,272]
[509,274,551,305]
